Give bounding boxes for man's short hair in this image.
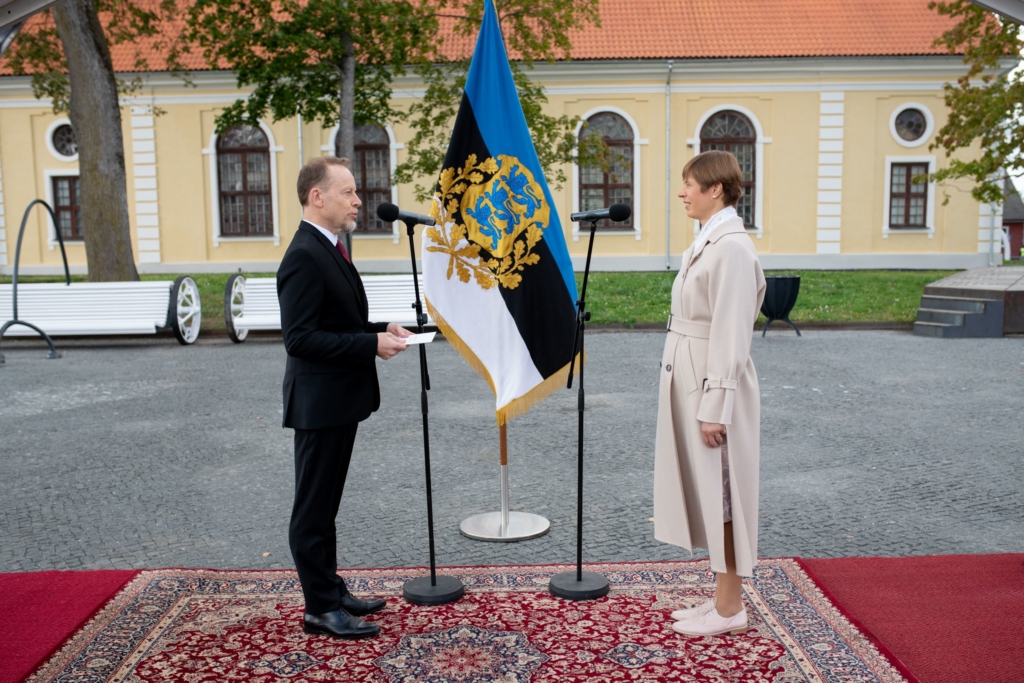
[297,156,350,206]
[682,150,743,208]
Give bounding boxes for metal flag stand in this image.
[459,423,551,542]
[398,215,465,606]
[548,214,616,601]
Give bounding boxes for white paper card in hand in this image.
[403,332,436,345]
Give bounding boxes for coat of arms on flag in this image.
[423,0,579,426]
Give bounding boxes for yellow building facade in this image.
[0,56,1005,275]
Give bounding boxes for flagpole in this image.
[459,423,551,542]
[549,218,610,601]
[400,217,465,606]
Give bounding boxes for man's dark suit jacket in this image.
[277,221,389,430]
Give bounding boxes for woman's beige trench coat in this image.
[654,216,766,577]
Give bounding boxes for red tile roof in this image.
[3,0,957,77]
[439,0,958,61]
[568,0,957,59]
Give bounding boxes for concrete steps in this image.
[912,295,1004,338]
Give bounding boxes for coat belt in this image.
[666,314,711,339]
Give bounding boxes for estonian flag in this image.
[424,0,579,426]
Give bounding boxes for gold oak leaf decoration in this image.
[427,154,545,291]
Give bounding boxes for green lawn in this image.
[2,269,963,329]
[574,270,960,326]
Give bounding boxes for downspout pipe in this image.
[989,201,996,267]
[665,59,674,270]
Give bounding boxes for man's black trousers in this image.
[289,423,358,615]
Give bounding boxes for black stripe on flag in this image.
[438,95,578,379]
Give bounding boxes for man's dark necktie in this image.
[336,238,351,264]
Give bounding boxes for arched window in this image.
[216,125,272,236]
[338,123,392,232]
[700,110,756,228]
[578,112,633,230]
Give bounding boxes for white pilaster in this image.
[816,92,844,254]
[130,106,161,264]
[0,163,6,266]
[977,201,1004,259]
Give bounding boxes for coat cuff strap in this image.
[702,378,738,391]
[696,384,735,425]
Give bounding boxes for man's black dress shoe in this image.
[339,593,386,617]
[303,610,380,639]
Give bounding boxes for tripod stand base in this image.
[548,571,610,601]
[761,318,801,337]
[403,575,465,606]
[460,511,550,542]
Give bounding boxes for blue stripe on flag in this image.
[463,0,578,303]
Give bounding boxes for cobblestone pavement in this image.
[1,330,1021,572]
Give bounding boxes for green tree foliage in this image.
[396,0,608,201]
[184,0,430,161]
[184,0,608,201]
[929,0,1023,203]
[5,0,181,113]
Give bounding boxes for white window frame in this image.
[203,120,283,247]
[325,123,403,244]
[883,155,936,238]
[572,106,647,241]
[44,169,80,250]
[889,103,935,149]
[687,104,770,238]
[45,118,79,163]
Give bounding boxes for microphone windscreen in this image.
[608,203,631,222]
[376,202,399,222]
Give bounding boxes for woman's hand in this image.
[701,422,727,449]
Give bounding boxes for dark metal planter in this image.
[761,275,801,337]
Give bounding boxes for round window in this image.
[52,124,78,157]
[894,108,927,142]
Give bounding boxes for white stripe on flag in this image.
[423,230,544,410]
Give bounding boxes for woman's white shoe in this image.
[672,606,748,636]
[670,598,716,622]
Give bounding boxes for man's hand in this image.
[387,323,414,339]
[376,332,407,360]
[701,422,727,449]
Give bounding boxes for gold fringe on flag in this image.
[424,296,582,427]
[424,297,497,395]
[494,353,582,427]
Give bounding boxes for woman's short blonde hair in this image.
[682,150,743,208]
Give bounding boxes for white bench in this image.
[0,277,202,344]
[224,274,432,343]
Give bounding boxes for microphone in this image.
[569,203,631,223]
[376,202,436,227]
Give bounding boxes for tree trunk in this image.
[338,29,356,255]
[337,31,356,162]
[52,0,138,281]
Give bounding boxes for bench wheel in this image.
[171,276,202,345]
[224,273,248,343]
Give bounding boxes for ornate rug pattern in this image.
[27,559,907,683]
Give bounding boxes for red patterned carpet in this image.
[18,560,907,683]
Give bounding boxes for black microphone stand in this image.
[549,217,610,601]
[400,217,465,606]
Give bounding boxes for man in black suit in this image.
[278,156,411,639]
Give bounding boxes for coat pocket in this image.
[662,335,700,394]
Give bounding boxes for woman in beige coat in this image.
[653,150,766,637]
